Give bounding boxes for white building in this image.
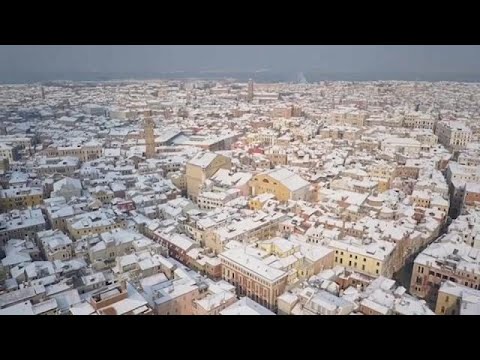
[435,121,473,150]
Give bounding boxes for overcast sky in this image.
[0,45,479,75]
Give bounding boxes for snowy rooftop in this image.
[211,168,252,187]
[188,152,219,168]
[219,297,275,315]
[214,212,286,242]
[0,301,35,315]
[53,177,82,191]
[0,209,46,231]
[195,290,236,311]
[263,167,310,192]
[68,209,119,230]
[329,239,396,261]
[219,247,287,282]
[415,240,480,275]
[439,281,480,300]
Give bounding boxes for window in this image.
[445,296,449,303]
[348,261,352,266]
[376,269,379,275]
[335,257,338,262]
[340,258,343,264]
[440,306,445,314]
[362,265,365,271]
[376,262,380,266]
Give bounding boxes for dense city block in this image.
[0,79,479,315]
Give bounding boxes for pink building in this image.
[153,279,204,315]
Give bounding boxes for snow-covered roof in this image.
[220,297,275,315]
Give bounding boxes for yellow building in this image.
[369,163,396,179]
[376,177,390,193]
[259,237,300,258]
[0,187,43,212]
[167,172,187,192]
[329,239,396,278]
[248,193,275,211]
[249,168,310,203]
[435,281,480,315]
[368,163,395,193]
[411,190,449,214]
[411,190,431,208]
[186,152,231,202]
[89,186,114,204]
[204,212,287,254]
[330,109,368,127]
[66,210,127,240]
[44,143,102,162]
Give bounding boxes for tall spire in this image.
[144,117,155,159]
[247,79,254,102]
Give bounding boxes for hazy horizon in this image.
[1,45,480,83]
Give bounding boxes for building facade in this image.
[219,247,288,312]
[249,168,310,202]
[186,152,231,202]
